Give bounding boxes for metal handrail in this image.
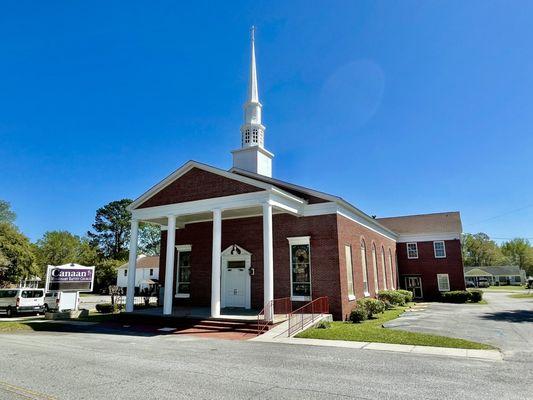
[287,296,329,337]
[257,297,292,335]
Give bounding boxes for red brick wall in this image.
[159,213,343,318]
[138,168,263,208]
[336,215,398,320]
[396,239,465,299]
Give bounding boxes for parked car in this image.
[466,281,476,288]
[44,291,79,312]
[477,279,490,288]
[527,278,533,290]
[0,288,45,317]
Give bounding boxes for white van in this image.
[0,288,45,317]
[44,291,79,312]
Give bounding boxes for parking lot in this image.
[384,291,533,361]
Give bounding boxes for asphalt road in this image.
[385,291,533,361]
[0,327,530,400]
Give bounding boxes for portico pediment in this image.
[221,244,252,257]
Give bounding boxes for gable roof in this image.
[129,160,302,211]
[231,167,398,238]
[231,168,333,204]
[377,212,462,235]
[464,265,522,276]
[119,255,160,270]
[464,268,494,277]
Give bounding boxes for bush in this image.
[441,291,471,303]
[95,303,120,313]
[349,306,368,323]
[397,289,414,304]
[356,298,386,319]
[315,320,331,329]
[377,290,408,306]
[468,289,483,303]
[382,300,394,310]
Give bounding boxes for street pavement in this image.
[1,291,532,399]
[0,326,530,400]
[384,291,533,361]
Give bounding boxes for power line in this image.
[465,203,533,227]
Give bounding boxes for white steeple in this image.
[232,26,274,177]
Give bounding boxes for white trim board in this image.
[128,160,303,211]
[397,233,461,243]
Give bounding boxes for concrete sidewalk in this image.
[253,335,502,361]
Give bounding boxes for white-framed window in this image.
[433,241,446,258]
[388,249,395,289]
[345,245,355,300]
[175,245,192,298]
[437,274,450,292]
[288,237,311,301]
[407,242,419,259]
[381,246,387,290]
[372,244,379,293]
[361,240,370,296]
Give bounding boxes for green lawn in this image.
[483,285,525,291]
[509,293,533,299]
[0,321,33,332]
[296,306,494,350]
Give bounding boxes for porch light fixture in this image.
[230,244,241,255]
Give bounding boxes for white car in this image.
[0,288,45,317]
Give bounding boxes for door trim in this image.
[404,276,423,299]
[221,245,252,309]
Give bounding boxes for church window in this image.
[175,245,192,298]
[288,237,311,301]
[361,239,370,296]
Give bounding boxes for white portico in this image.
[124,161,306,321]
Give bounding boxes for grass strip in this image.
[296,306,494,350]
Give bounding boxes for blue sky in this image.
[1,1,532,242]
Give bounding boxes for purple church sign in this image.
[46,265,95,292]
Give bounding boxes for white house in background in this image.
[464,265,526,286]
[117,255,159,294]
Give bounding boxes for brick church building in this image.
[124,31,465,321]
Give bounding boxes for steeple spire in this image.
[231,27,274,177]
[247,26,259,103]
[241,26,264,148]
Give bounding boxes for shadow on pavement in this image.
[479,310,533,323]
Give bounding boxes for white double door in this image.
[221,245,252,309]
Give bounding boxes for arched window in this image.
[360,240,369,295]
[372,244,379,293]
[381,246,387,290]
[388,249,395,289]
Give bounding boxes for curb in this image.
[252,336,502,361]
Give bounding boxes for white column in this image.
[263,202,274,321]
[163,215,176,315]
[211,208,222,318]
[125,219,139,312]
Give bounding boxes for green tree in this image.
[0,200,16,224]
[0,222,39,285]
[501,238,533,276]
[462,233,507,267]
[139,223,161,256]
[34,231,98,275]
[88,199,133,259]
[94,259,124,293]
[88,199,161,260]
